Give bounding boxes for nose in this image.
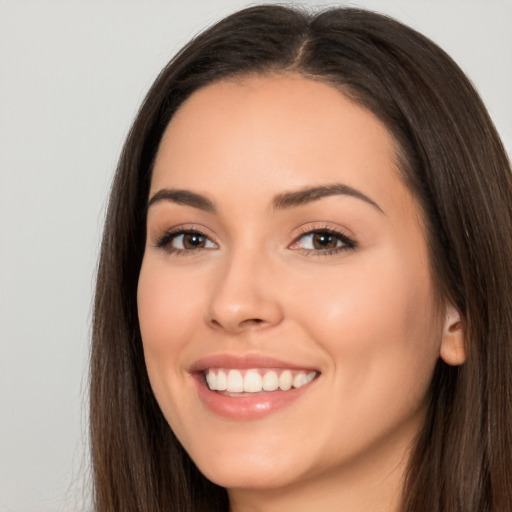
[205,249,284,335]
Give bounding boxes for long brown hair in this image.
[90,6,512,511]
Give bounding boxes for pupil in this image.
[184,234,205,249]
[313,233,336,249]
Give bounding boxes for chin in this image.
[201,463,303,491]
[189,441,310,490]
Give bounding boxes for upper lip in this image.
[189,353,319,373]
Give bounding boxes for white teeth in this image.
[206,369,217,390]
[279,370,293,391]
[216,370,227,391]
[293,372,307,389]
[205,368,317,393]
[244,370,262,392]
[293,371,316,389]
[262,371,279,391]
[227,369,244,392]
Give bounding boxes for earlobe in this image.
[439,303,466,366]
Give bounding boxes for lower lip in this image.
[193,374,317,420]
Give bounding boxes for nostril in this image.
[210,319,223,329]
[209,316,266,333]
[240,318,265,327]
[206,290,284,333]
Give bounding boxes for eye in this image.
[172,232,216,250]
[156,229,217,254]
[290,228,356,254]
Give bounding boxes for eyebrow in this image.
[273,184,384,214]
[147,183,384,215]
[147,188,216,212]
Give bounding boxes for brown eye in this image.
[296,231,344,251]
[311,233,339,250]
[290,229,356,254]
[182,233,207,249]
[157,230,217,253]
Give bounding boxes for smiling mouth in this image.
[204,368,318,394]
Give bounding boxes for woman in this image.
[90,5,512,511]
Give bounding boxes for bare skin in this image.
[137,74,465,512]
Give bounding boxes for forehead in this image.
[151,74,412,219]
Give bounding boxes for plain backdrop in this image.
[0,1,510,511]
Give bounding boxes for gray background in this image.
[1,1,511,510]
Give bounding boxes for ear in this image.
[439,303,466,366]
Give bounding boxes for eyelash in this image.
[290,226,357,256]
[154,225,357,256]
[155,226,216,256]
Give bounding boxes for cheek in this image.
[136,261,203,406]
[286,250,442,401]
[137,261,201,351]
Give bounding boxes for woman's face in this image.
[137,75,455,497]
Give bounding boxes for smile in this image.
[190,355,321,420]
[205,368,318,393]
